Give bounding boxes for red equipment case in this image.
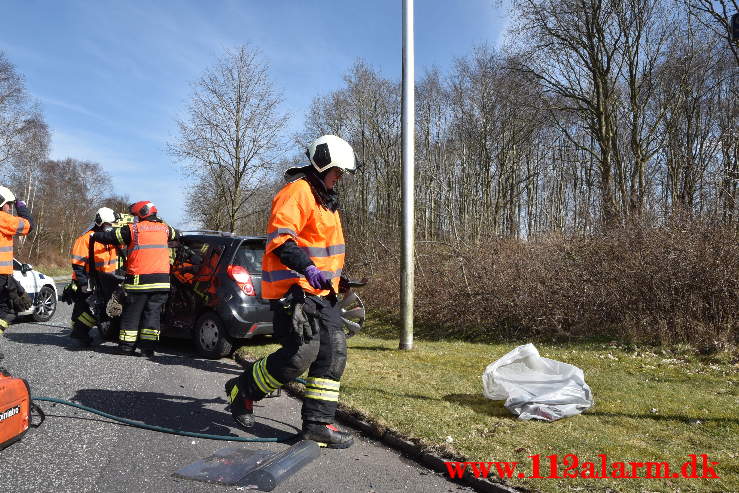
[0,369,31,450]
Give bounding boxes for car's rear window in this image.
[233,241,265,274]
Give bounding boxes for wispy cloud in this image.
[51,129,143,173]
[37,96,110,123]
[50,128,189,226]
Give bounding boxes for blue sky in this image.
[1,0,508,228]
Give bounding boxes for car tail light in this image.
[227,265,255,296]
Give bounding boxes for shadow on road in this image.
[154,355,243,376]
[92,339,245,376]
[68,388,300,442]
[20,321,70,330]
[5,329,72,348]
[10,322,245,376]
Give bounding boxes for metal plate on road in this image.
[174,440,321,491]
[174,447,273,485]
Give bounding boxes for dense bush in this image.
[347,220,738,350]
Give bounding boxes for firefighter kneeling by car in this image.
[67,207,120,347]
[92,201,178,357]
[225,135,356,449]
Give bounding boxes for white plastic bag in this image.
[482,343,593,422]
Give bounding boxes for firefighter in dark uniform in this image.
[0,186,32,344]
[69,207,119,346]
[92,201,178,357]
[224,135,356,449]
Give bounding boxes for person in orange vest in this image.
[192,245,221,302]
[92,201,178,357]
[0,186,32,339]
[69,207,120,347]
[224,135,356,449]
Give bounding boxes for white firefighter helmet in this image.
[95,207,117,226]
[0,186,15,208]
[306,135,356,174]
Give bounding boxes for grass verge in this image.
[30,263,70,278]
[235,330,737,493]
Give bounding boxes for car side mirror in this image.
[20,263,32,275]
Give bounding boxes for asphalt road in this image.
[0,284,473,493]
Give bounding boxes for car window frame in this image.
[230,239,266,276]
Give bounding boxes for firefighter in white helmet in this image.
[68,207,120,347]
[0,186,33,340]
[224,135,358,448]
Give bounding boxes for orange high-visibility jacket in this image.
[123,222,170,275]
[261,179,345,299]
[94,218,177,292]
[118,220,175,292]
[0,211,30,275]
[70,230,118,282]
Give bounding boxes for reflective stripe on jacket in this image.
[70,230,118,281]
[0,211,30,275]
[122,221,173,291]
[261,178,344,299]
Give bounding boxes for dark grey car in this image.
[164,232,273,358]
[164,231,366,358]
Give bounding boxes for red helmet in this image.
[129,200,157,219]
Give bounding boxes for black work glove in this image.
[60,282,78,304]
[7,289,33,312]
[7,291,22,312]
[17,293,32,312]
[291,300,319,343]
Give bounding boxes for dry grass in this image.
[347,219,738,351]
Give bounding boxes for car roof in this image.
[179,231,266,244]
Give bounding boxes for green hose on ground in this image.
[32,381,308,443]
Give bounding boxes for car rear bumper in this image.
[218,303,273,339]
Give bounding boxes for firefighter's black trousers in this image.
[238,294,347,424]
[71,274,119,341]
[0,275,15,334]
[70,291,95,340]
[93,273,119,323]
[119,291,168,350]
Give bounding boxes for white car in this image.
[12,259,58,322]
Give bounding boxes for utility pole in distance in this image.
[400,0,415,350]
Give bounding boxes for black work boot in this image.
[224,377,254,429]
[139,346,155,358]
[70,337,93,350]
[118,343,136,356]
[301,421,354,449]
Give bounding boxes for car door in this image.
[164,238,208,334]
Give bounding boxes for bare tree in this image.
[686,0,739,65]
[0,52,49,177]
[170,46,288,233]
[22,158,111,260]
[100,193,132,215]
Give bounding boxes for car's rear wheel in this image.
[32,285,57,322]
[193,312,232,359]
